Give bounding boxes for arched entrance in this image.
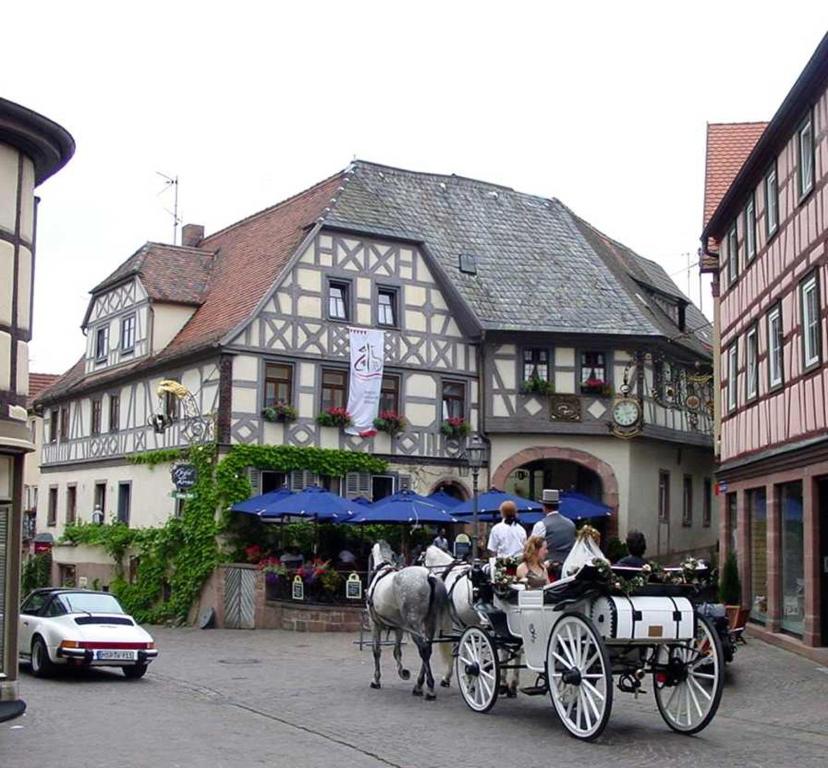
[428,479,469,501]
[492,447,619,541]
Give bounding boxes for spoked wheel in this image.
[546,612,613,741]
[653,614,724,734]
[456,627,500,713]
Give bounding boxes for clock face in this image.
[612,399,640,427]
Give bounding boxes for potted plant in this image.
[315,407,352,428]
[257,557,287,585]
[719,550,741,606]
[581,377,613,397]
[521,373,555,396]
[440,416,470,439]
[373,410,407,436]
[261,402,298,423]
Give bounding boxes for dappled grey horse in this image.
[366,541,449,700]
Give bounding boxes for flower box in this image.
[520,375,555,396]
[580,378,613,397]
[440,417,470,439]
[261,402,298,423]
[315,407,352,428]
[373,410,407,436]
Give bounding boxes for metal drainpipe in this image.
[476,330,490,487]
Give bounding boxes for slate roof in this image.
[703,122,767,229]
[39,160,710,405]
[328,162,710,351]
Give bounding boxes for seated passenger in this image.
[616,529,648,568]
[516,536,550,589]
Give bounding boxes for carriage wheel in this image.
[456,627,500,713]
[546,613,613,741]
[653,614,724,734]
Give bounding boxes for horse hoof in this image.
[400,669,411,680]
[425,692,437,701]
[370,682,381,690]
[440,679,451,688]
[412,688,423,697]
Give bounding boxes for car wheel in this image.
[30,637,56,678]
[122,663,148,680]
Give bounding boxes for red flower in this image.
[245,544,263,563]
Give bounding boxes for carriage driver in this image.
[530,489,576,566]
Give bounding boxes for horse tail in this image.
[427,573,450,637]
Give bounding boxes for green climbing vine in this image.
[127,447,187,467]
[68,443,388,624]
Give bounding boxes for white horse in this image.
[423,545,521,694]
[366,541,450,700]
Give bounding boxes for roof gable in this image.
[703,122,767,230]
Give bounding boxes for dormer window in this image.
[459,253,478,275]
[121,314,136,352]
[95,326,109,362]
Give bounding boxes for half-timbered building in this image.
[36,160,715,562]
[701,32,828,652]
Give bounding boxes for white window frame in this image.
[727,343,738,413]
[767,305,783,389]
[745,326,758,401]
[727,223,738,286]
[798,113,814,200]
[121,313,136,352]
[745,196,756,263]
[801,273,821,369]
[765,165,778,238]
[95,325,109,362]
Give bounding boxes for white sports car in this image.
[19,588,158,679]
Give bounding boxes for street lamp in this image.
[464,433,487,561]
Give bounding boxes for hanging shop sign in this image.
[171,463,198,491]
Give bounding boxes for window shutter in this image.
[397,474,412,491]
[289,470,316,491]
[247,468,260,496]
[345,472,371,498]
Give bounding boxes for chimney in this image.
[181,223,204,247]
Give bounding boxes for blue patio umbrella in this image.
[559,491,612,521]
[231,487,293,518]
[451,488,543,520]
[262,485,358,522]
[348,489,458,525]
[427,490,463,508]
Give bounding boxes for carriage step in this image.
[519,685,548,696]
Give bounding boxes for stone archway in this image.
[428,478,470,501]
[492,446,619,539]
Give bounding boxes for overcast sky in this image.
[5,2,828,375]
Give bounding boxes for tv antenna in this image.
[156,171,181,245]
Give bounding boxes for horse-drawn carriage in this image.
[366,533,725,742]
[454,558,724,740]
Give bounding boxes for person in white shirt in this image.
[487,500,527,558]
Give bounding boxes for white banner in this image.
[345,328,385,436]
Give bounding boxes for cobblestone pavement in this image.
[2,627,827,768]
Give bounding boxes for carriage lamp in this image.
[464,434,487,561]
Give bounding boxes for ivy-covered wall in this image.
[60,443,387,623]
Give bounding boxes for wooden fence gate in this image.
[223,566,256,629]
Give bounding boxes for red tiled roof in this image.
[27,372,61,407]
[166,170,347,354]
[703,122,767,229]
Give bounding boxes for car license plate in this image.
[96,650,136,661]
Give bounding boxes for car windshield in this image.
[58,593,125,615]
